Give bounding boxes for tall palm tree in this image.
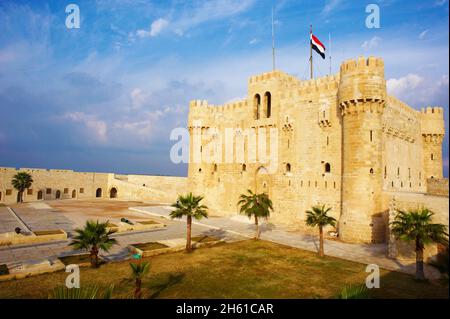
[305,205,336,257]
[237,189,273,239]
[170,193,208,252]
[11,172,33,203]
[391,208,448,280]
[70,220,118,267]
[130,262,150,299]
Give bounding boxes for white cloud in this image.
[249,38,259,45]
[418,30,428,40]
[63,112,108,143]
[322,0,342,16]
[361,36,382,50]
[130,88,145,109]
[387,73,424,97]
[137,18,169,38]
[435,0,447,6]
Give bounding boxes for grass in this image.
[33,230,65,236]
[133,242,168,251]
[0,240,447,299]
[138,220,159,225]
[59,254,94,266]
[192,235,219,243]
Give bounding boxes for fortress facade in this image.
[187,56,447,243]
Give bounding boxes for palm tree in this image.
[70,220,118,268]
[390,208,448,280]
[305,205,336,257]
[11,172,33,203]
[48,285,114,299]
[130,262,150,299]
[237,189,273,239]
[170,193,208,252]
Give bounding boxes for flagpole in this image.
[310,25,313,79]
[329,33,332,75]
[272,6,275,71]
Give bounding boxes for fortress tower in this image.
[420,107,445,179]
[338,57,387,243]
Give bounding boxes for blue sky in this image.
[0,0,448,176]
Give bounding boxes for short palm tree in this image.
[48,285,114,299]
[237,189,273,239]
[391,208,448,280]
[305,205,336,257]
[70,220,118,267]
[170,193,208,252]
[336,284,370,299]
[130,262,150,299]
[11,172,33,203]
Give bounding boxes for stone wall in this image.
[426,178,449,197]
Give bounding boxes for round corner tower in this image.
[338,56,387,243]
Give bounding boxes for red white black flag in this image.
[311,33,326,59]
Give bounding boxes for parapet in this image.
[338,56,386,107]
[249,70,300,85]
[420,106,445,136]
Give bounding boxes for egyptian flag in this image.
[311,33,326,59]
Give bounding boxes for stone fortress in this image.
[187,56,448,244]
[0,56,448,248]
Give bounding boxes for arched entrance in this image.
[110,187,118,199]
[96,188,102,198]
[55,190,61,199]
[37,191,43,200]
[72,190,77,198]
[255,166,270,194]
[0,191,2,202]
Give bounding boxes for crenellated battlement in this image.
[420,106,445,138]
[249,70,300,85]
[340,56,384,74]
[421,106,444,115]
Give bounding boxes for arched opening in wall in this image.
[37,191,43,200]
[55,190,61,199]
[254,94,261,119]
[255,166,270,194]
[285,163,291,173]
[96,188,102,198]
[213,164,218,173]
[110,187,118,199]
[370,168,374,175]
[324,163,331,173]
[198,168,202,173]
[264,92,271,118]
[431,153,434,160]
[72,190,77,199]
[242,164,247,172]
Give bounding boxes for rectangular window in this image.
[370,130,373,142]
[27,189,33,195]
[80,188,84,194]
[64,188,69,194]
[6,189,12,196]
[46,188,52,194]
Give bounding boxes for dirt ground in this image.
[47,199,161,220]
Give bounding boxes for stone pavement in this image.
[131,206,442,279]
[0,214,243,265]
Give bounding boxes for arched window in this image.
[198,168,202,173]
[110,187,118,198]
[55,190,61,199]
[96,188,102,198]
[213,164,218,172]
[254,94,261,119]
[370,168,374,175]
[286,163,291,173]
[431,153,434,160]
[264,92,271,118]
[242,164,247,172]
[325,163,331,173]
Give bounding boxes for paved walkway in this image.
[131,206,442,280]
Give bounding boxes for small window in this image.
[198,168,202,173]
[6,189,12,196]
[397,167,400,176]
[64,188,69,194]
[391,181,394,187]
[254,94,261,120]
[325,181,327,188]
[301,181,303,187]
[264,92,271,118]
[46,188,52,195]
[384,166,387,179]
[315,181,318,187]
[333,182,336,189]
[408,168,411,179]
[79,188,84,194]
[325,163,331,173]
[213,164,218,173]
[370,130,373,142]
[370,168,374,174]
[326,136,329,146]
[286,163,291,173]
[288,180,291,186]
[242,164,247,172]
[287,139,290,149]
[401,182,403,188]
[431,153,434,160]
[27,189,33,195]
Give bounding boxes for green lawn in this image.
[0,240,447,299]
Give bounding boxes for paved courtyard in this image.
[0,200,442,279]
